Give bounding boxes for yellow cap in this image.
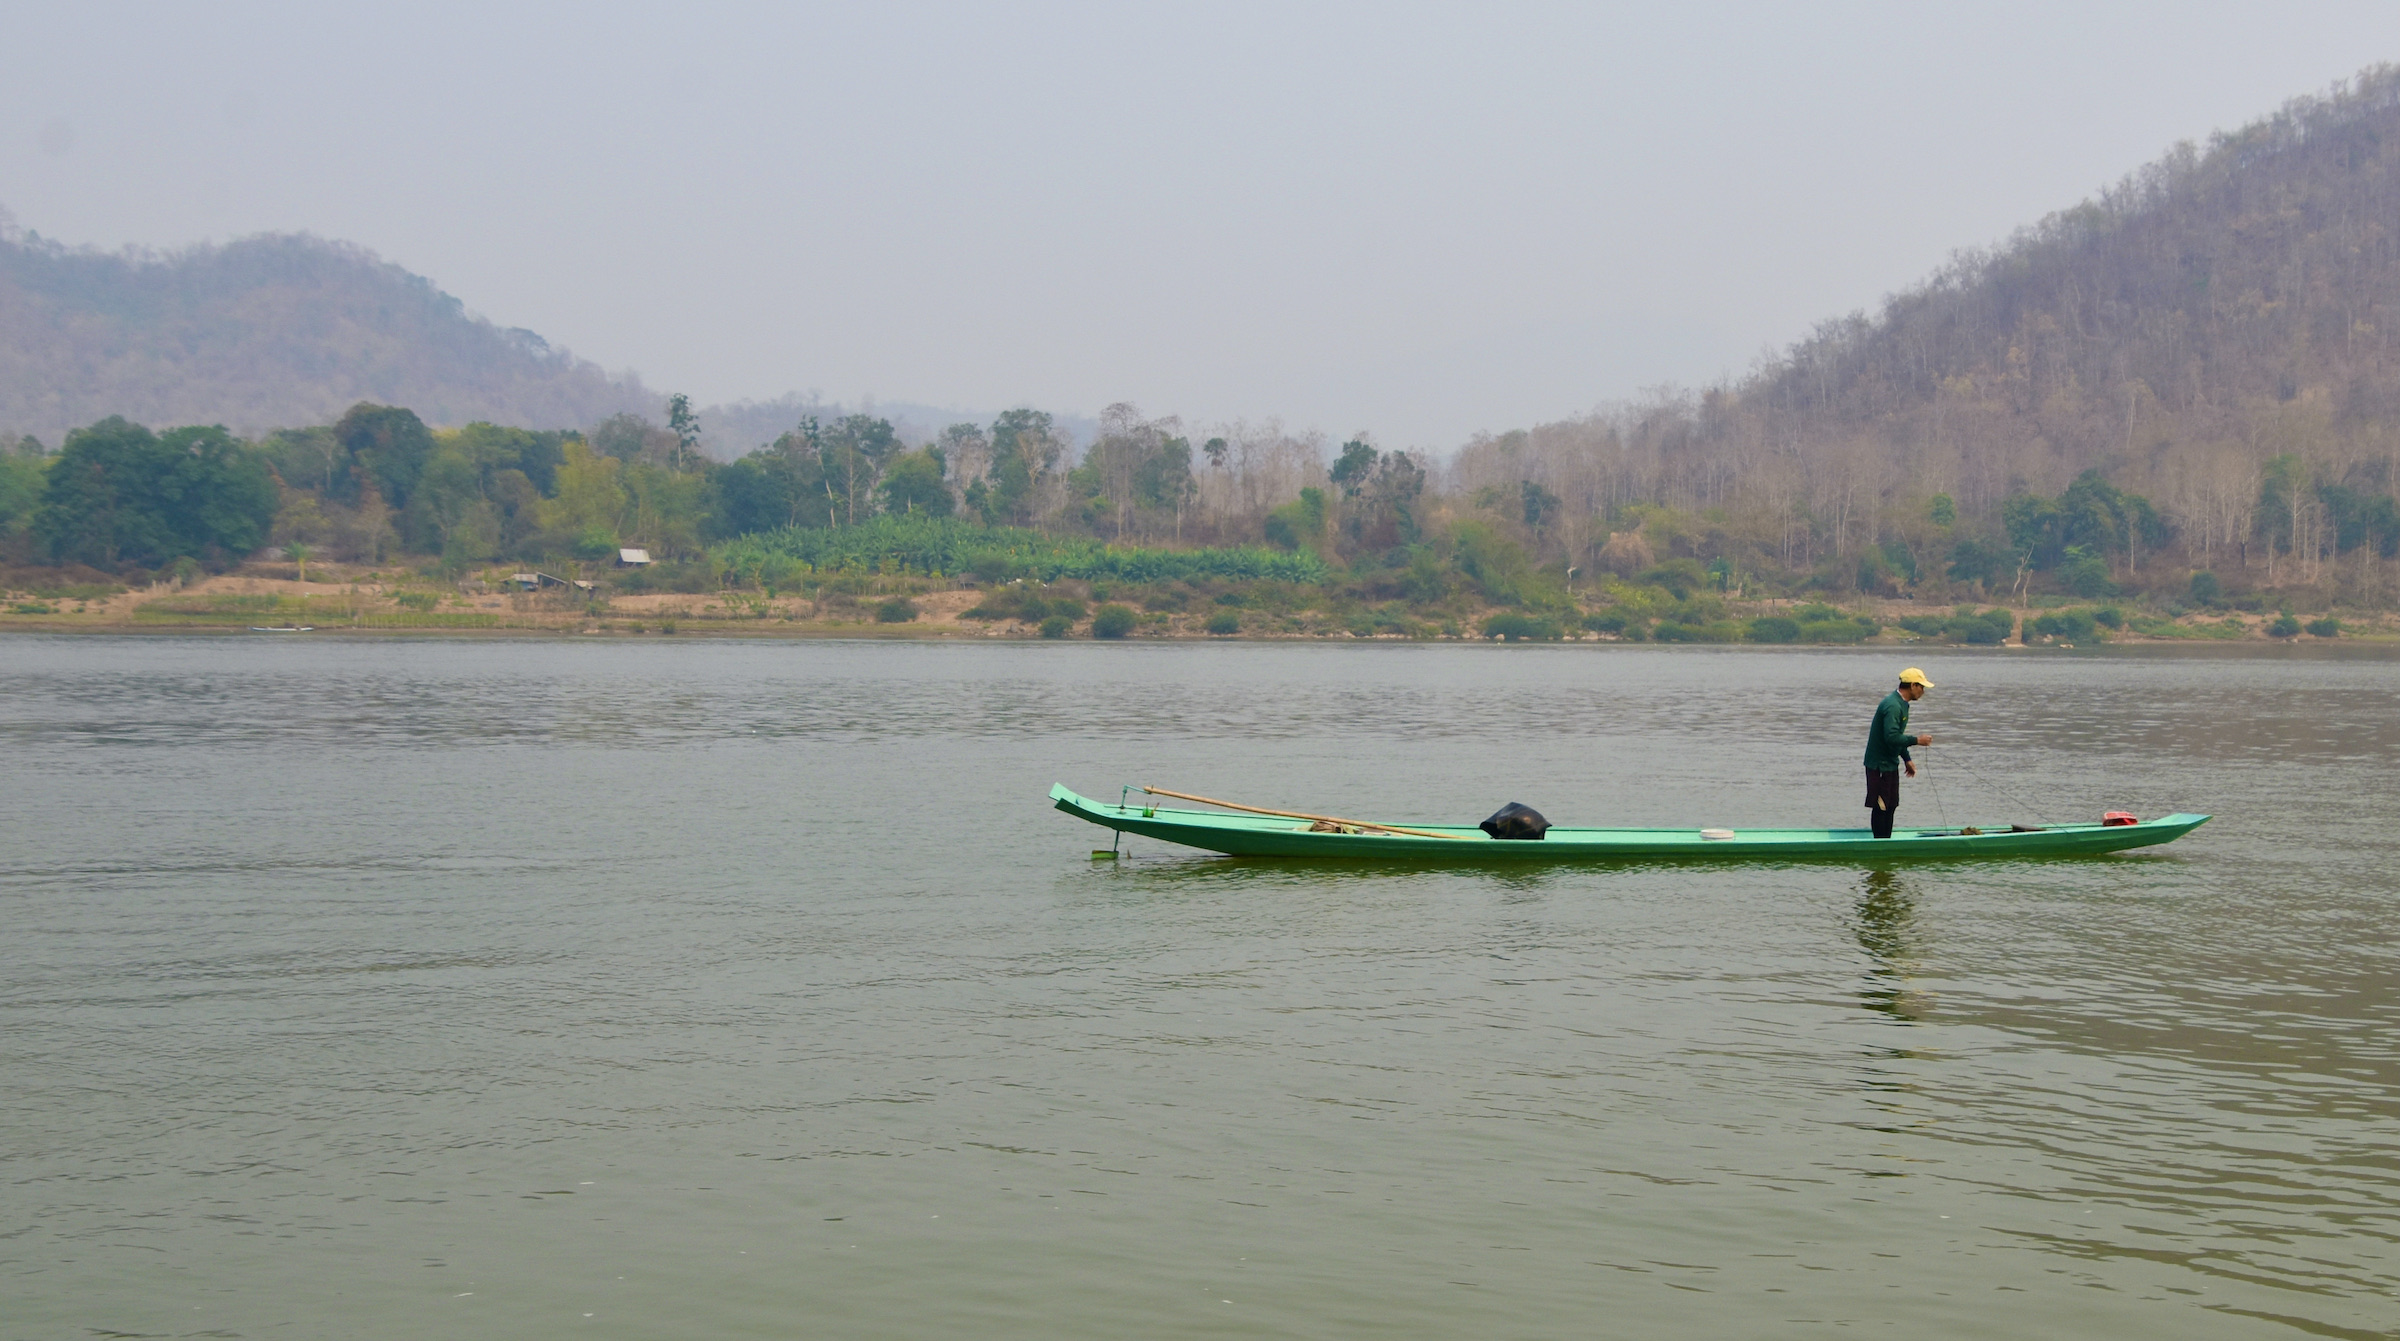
[1898,667,1934,688]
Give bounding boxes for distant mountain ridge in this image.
[0,221,1067,456]
[0,227,665,443]
[1747,63,2400,461]
[1452,64,2400,594]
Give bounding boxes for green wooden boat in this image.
[1052,784,2209,861]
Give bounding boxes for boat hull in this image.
[1051,785,2208,862]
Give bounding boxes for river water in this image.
[3,635,2395,1339]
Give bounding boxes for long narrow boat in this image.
[1052,784,2208,861]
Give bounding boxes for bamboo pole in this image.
[1140,787,1480,840]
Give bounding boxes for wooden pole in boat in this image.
[1140,787,1480,841]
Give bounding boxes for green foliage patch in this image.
[1899,606,2015,644]
[962,586,1086,623]
[129,594,496,628]
[1482,612,1564,641]
[354,612,502,628]
[2029,609,2103,642]
[38,419,277,568]
[719,516,1329,585]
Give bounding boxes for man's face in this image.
[1899,683,1923,701]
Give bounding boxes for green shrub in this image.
[2093,606,2124,629]
[2062,549,2115,597]
[2030,609,2099,643]
[1206,612,1240,636]
[1797,615,1878,644]
[617,557,723,594]
[1665,596,1728,625]
[875,597,918,623]
[2189,571,2220,606]
[1951,608,2015,644]
[1651,619,1739,642]
[2306,617,2341,638]
[968,552,1022,583]
[355,612,502,629]
[1897,614,1948,637]
[1746,616,1801,643]
[1637,559,1709,598]
[1039,615,1072,639]
[1482,612,1563,641]
[2267,614,2302,638]
[394,591,440,611]
[28,583,124,601]
[718,515,1331,584]
[1091,604,1137,638]
[963,588,1083,623]
[1581,610,1629,633]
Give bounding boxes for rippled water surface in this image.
[4,636,2396,1339]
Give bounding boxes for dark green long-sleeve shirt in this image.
[1864,690,1915,772]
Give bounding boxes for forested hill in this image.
[1757,63,2400,474]
[1463,65,2400,589]
[0,230,653,443]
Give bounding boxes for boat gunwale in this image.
[1050,784,2208,861]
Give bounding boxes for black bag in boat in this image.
[1480,802,1551,840]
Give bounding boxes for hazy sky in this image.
[4,2,2395,449]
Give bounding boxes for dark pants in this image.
[1865,768,1901,839]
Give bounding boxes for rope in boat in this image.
[1138,786,1480,840]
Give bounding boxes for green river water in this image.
[2,636,2395,1338]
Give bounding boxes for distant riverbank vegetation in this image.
[6,70,2400,640]
[0,391,2382,643]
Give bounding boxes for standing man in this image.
[1864,668,1934,838]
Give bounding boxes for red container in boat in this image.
[2101,811,2139,826]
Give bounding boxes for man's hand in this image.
[1904,761,1916,778]
[1916,733,1932,746]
